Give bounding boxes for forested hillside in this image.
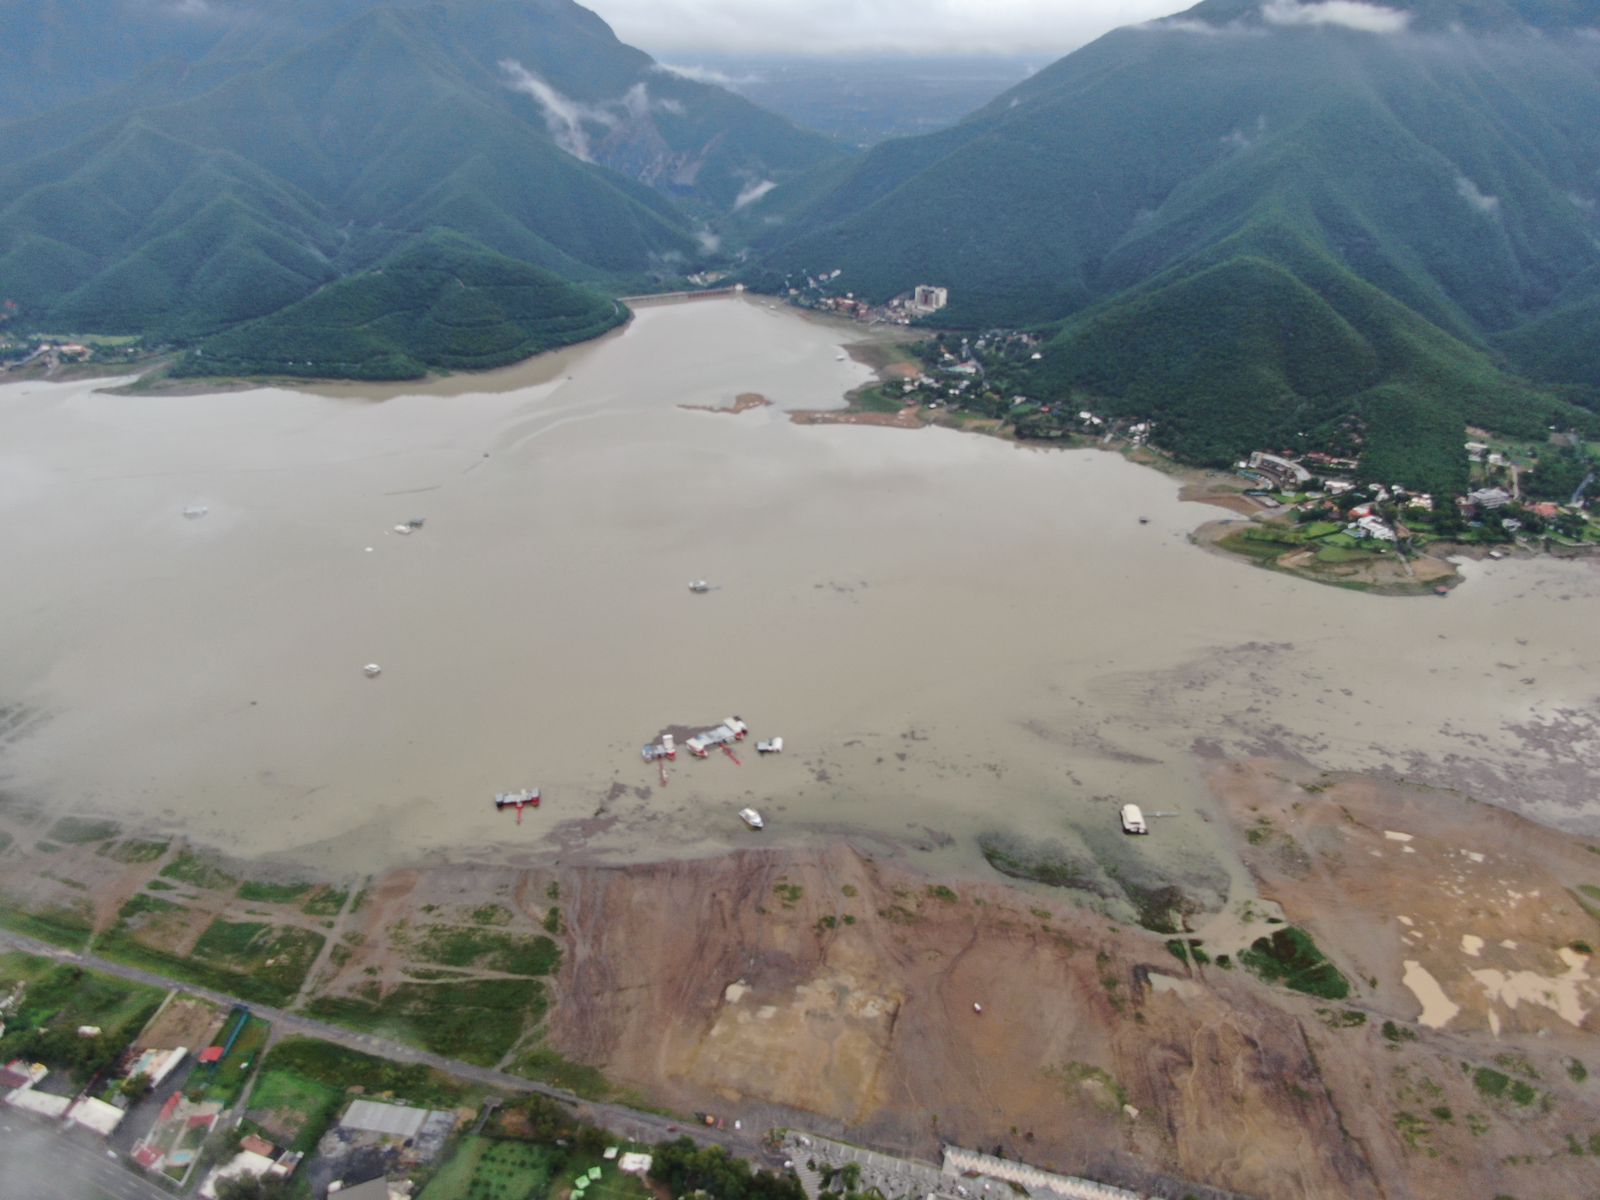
[754,0,1600,488]
[0,0,841,377]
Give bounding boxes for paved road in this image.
[0,930,753,1156]
[0,1116,172,1200]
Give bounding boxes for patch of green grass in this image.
[543,907,562,935]
[1240,926,1349,1000]
[773,883,803,906]
[1316,1008,1367,1029]
[236,880,312,904]
[1393,1110,1432,1148]
[261,1036,472,1107]
[925,884,958,903]
[98,838,169,863]
[1567,1059,1588,1084]
[301,886,349,917]
[159,852,237,891]
[509,1041,614,1100]
[0,902,93,949]
[815,915,838,932]
[1165,939,1189,964]
[413,927,561,976]
[307,977,544,1066]
[1472,1066,1539,1106]
[841,884,858,898]
[1383,1020,1419,1044]
[473,903,514,926]
[98,908,322,1007]
[47,817,121,845]
[247,1067,343,1152]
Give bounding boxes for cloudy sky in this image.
[586,0,1190,57]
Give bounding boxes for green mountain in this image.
[0,0,841,378]
[756,0,1600,491]
[175,231,623,381]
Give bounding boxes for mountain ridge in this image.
[750,2,1600,487]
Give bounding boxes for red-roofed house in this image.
[133,1145,164,1171]
[199,1046,225,1065]
[241,1135,276,1157]
[1530,502,1561,519]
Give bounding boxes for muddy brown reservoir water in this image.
[2,298,1598,881]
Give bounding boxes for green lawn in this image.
[246,1067,345,1152]
[259,1037,473,1108]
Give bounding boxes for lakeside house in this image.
[1467,487,1513,510]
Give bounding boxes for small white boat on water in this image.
[689,580,711,593]
[739,807,764,830]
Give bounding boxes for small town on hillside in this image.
[781,276,1600,567]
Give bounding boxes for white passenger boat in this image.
[739,807,764,830]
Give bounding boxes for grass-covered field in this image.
[413,927,561,976]
[159,852,238,892]
[97,898,324,1007]
[308,977,546,1066]
[0,901,95,949]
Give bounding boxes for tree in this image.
[122,1072,154,1104]
[216,1176,292,1200]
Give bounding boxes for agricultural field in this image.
[0,952,163,1081]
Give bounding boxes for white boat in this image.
[689,580,711,593]
[739,807,764,830]
[363,664,382,678]
[756,737,783,755]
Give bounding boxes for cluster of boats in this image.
[641,715,783,830]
